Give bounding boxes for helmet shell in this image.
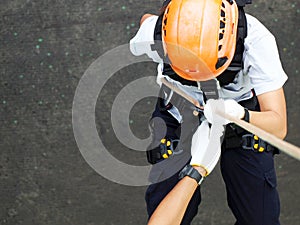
[162,0,239,81]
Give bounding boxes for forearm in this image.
[249,88,287,139]
[249,110,287,139]
[147,177,198,225]
[148,167,206,225]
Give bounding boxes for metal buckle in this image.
[171,140,184,155]
[160,139,182,159]
[241,134,266,152]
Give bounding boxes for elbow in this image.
[273,111,287,139]
[140,14,153,26]
[276,121,287,140]
[281,127,287,139]
[278,126,287,140]
[280,116,288,139]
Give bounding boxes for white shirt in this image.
[130,14,288,122]
[129,16,162,64]
[243,14,288,95]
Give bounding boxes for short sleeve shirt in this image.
[243,14,287,95]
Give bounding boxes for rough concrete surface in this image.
[0,0,299,224]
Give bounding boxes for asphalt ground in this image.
[1,0,299,224]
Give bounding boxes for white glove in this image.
[204,99,245,125]
[190,120,221,176]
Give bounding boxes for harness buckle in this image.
[241,134,267,152]
[160,138,182,159]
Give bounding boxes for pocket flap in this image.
[264,168,277,188]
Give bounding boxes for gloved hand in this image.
[190,120,221,176]
[204,99,245,125]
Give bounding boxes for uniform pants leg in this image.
[145,103,202,224]
[220,147,280,225]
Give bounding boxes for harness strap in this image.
[235,0,252,7]
[216,6,248,86]
[151,14,165,60]
[200,79,220,101]
[158,84,203,115]
[223,133,278,154]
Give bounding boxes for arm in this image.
[249,88,287,139]
[204,88,287,140]
[148,167,206,225]
[140,14,155,25]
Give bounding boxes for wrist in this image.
[242,108,250,122]
[192,166,207,177]
[179,165,204,185]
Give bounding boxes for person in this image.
[130,0,288,224]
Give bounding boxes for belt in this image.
[223,127,279,154]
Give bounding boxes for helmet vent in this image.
[218,2,227,51]
[219,33,224,40]
[215,57,228,69]
[221,9,225,17]
[220,21,225,28]
[163,9,169,37]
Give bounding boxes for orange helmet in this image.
[162,0,239,81]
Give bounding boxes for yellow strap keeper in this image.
[161,138,166,144]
